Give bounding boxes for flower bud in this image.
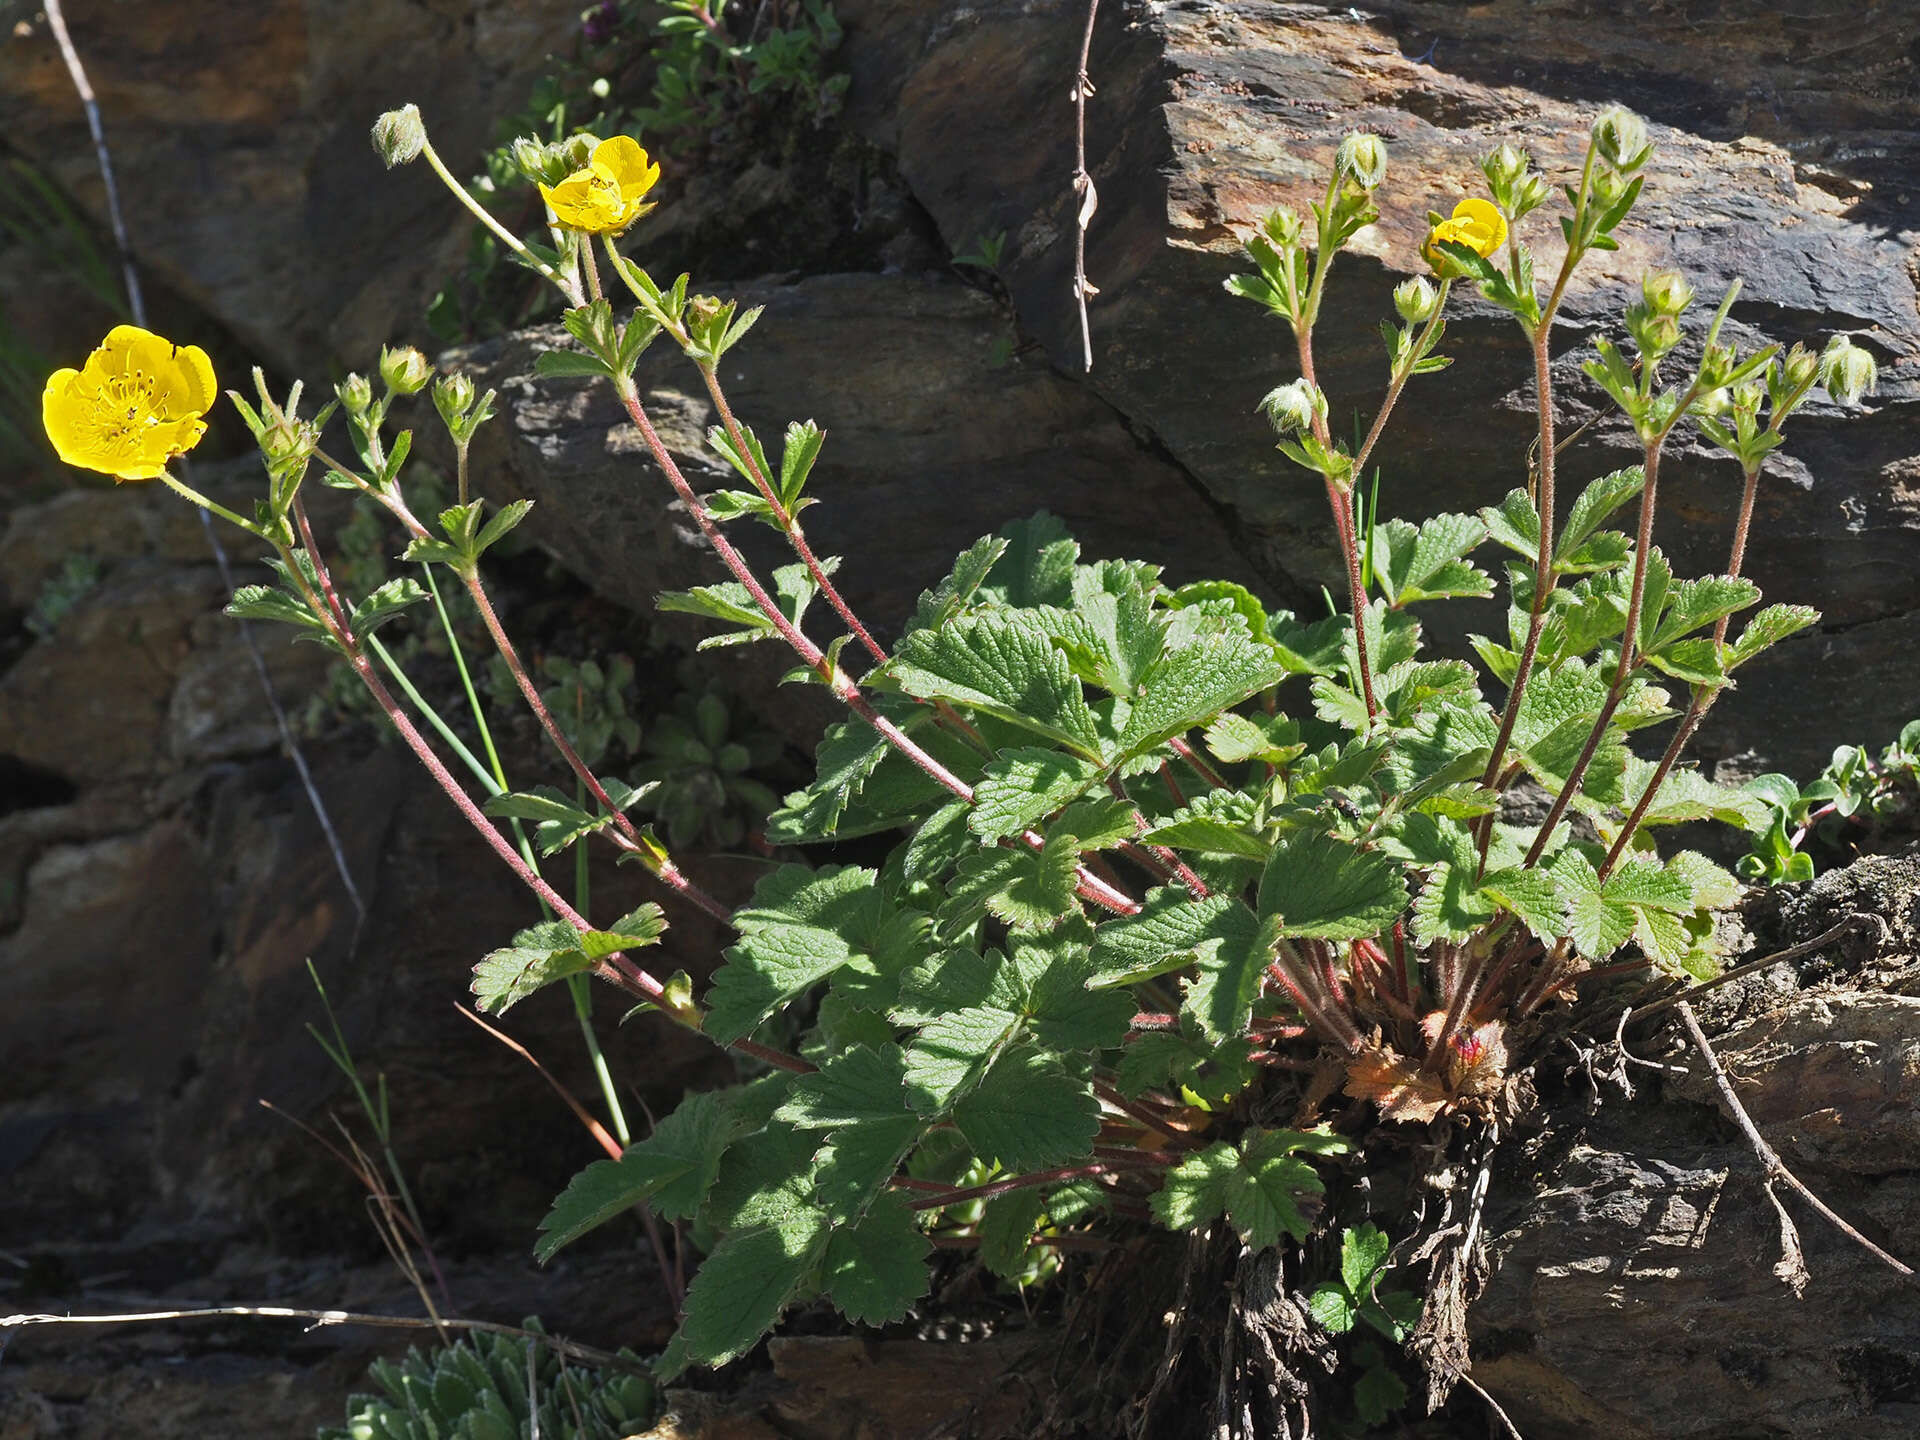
[1697,340,1738,389]
[1257,378,1326,436]
[1514,172,1551,216]
[1818,335,1877,405]
[1691,386,1731,419]
[1393,276,1438,325]
[371,104,426,168]
[434,372,475,424]
[379,345,433,396]
[1481,142,1529,191]
[1641,269,1694,316]
[1781,342,1819,394]
[335,373,373,418]
[558,133,595,171]
[510,135,553,184]
[1731,379,1766,416]
[1261,207,1303,249]
[1591,168,1631,215]
[1592,106,1650,171]
[686,295,726,328]
[1335,132,1388,190]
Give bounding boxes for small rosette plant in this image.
[45,99,1875,1412]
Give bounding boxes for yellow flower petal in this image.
[41,326,215,481]
[1421,197,1510,273]
[542,135,661,234]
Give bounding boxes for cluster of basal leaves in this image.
[1738,721,1920,882]
[526,489,1803,1378]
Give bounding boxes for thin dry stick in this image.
[0,1307,643,1373]
[1456,1371,1527,1440]
[1071,0,1102,372]
[1677,1000,1915,1283]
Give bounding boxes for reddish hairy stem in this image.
[1169,736,1228,791]
[1599,462,1762,879]
[1295,324,1378,723]
[698,362,889,668]
[1524,439,1666,867]
[614,379,1141,917]
[1476,320,1564,868]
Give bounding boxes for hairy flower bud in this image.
[379,345,433,396]
[1592,106,1650,171]
[1257,378,1326,436]
[510,135,568,186]
[1393,276,1438,325]
[1697,340,1739,390]
[371,104,426,168]
[434,372,475,423]
[1819,335,1878,405]
[1335,132,1388,190]
[1261,206,1303,250]
[1481,142,1528,191]
[335,372,373,418]
[1641,269,1694,317]
[1514,172,1551,215]
[1781,342,1820,394]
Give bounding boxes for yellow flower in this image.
[42,324,217,482]
[538,135,661,235]
[1421,197,1508,273]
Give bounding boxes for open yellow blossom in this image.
[1422,197,1508,273]
[538,135,661,235]
[42,324,216,481]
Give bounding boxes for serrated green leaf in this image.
[1203,711,1304,766]
[225,584,332,636]
[1149,1127,1344,1248]
[969,747,1102,841]
[903,1006,1021,1114]
[1309,1284,1358,1334]
[1087,890,1256,989]
[891,613,1103,758]
[764,720,889,843]
[348,577,427,638]
[979,511,1077,608]
[911,533,1010,633]
[1728,603,1819,668]
[953,1045,1101,1170]
[891,947,1021,1026]
[707,923,854,1045]
[666,1217,829,1375]
[471,920,596,1014]
[1373,512,1491,606]
[1257,829,1408,940]
[1341,1222,1392,1297]
[1554,466,1644,565]
[1014,927,1135,1051]
[775,1042,914,1129]
[1118,632,1287,757]
[979,1188,1049,1279]
[534,1089,735,1260]
[821,1191,930,1325]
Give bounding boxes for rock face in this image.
[0,0,580,383]
[1473,847,1920,1439]
[808,0,1920,778]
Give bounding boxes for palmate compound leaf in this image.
[1257,829,1409,941]
[1150,1127,1351,1249]
[534,1089,736,1262]
[952,1044,1101,1171]
[890,611,1104,759]
[471,905,666,1015]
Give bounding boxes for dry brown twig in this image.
[1676,999,1915,1290]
